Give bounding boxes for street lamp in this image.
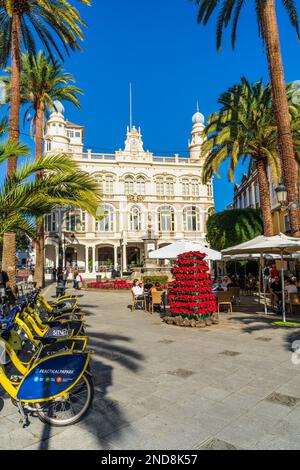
[275,183,288,206]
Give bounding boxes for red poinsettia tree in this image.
[168,251,217,324]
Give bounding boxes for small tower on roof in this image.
[189,102,205,161]
[44,100,84,155]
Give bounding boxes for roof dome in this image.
[192,111,205,125]
[51,100,65,115]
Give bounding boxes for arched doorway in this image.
[97,246,114,270]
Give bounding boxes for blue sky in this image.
[1,0,300,211]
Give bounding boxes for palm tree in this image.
[0,0,91,288]
[0,150,101,247]
[195,0,300,236]
[2,51,83,287]
[202,79,287,236]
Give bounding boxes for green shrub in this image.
[142,276,169,285]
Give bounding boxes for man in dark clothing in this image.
[270,276,282,310]
[0,269,9,303]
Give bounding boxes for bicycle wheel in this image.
[35,373,93,427]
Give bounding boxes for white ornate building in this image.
[44,102,214,278]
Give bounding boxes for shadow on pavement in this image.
[38,329,144,449]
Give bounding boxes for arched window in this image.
[165,178,175,196]
[158,206,175,232]
[136,176,146,194]
[184,206,200,232]
[125,176,134,194]
[182,178,190,196]
[94,174,114,194]
[96,205,114,232]
[156,177,164,195]
[182,177,200,196]
[104,175,114,194]
[191,178,200,196]
[207,182,213,197]
[65,210,86,232]
[130,205,142,231]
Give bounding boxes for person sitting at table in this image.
[150,282,163,294]
[131,279,145,309]
[144,278,154,292]
[214,278,224,292]
[223,276,234,289]
[150,282,166,312]
[270,276,282,312]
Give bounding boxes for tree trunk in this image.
[261,0,300,236]
[256,158,274,237]
[34,105,45,288]
[2,13,21,291]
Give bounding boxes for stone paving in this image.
[1,288,300,450]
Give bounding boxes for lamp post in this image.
[275,184,288,207]
[275,183,299,234]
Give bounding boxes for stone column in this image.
[92,246,97,274]
[55,245,59,269]
[85,245,89,274]
[122,242,127,272]
[114,245,118,270]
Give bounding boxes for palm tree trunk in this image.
[2,12,21,291]
[261,0,300,236]
[34,105,45,288]
[256,159,274,237]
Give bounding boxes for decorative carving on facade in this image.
[127,193,145,203]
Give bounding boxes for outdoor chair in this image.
[228,287,241,306]
[217,291,233,313]
[149,291,165,314]
[131,291,146,312]
[287,293,300,315]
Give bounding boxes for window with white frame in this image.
[65,210,86,232]
[183,206,201,232]
[165,178,175,196]
[182,178,190,195]
[130,205,142,231]
[96,205,114,232]
[156,178,165,195]
[44,213,56,232]
[94,174,114,194]
[207,182,212,197]
[125,176,135,194]
[156,176,175,196]
[181,177,200,196]
[158,206,175,232]
[136,176,146,194]
[191,178,200,196]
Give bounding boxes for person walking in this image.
[63,267,69,287]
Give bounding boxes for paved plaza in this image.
[1,288,300,450]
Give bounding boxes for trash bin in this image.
[96,275,102,283]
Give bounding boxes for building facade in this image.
[44,103,214,277]
[231,166,300,235]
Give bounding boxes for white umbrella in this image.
[149,240,222,261]
[222,234,300,322]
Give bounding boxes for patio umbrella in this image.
[222,234,300,322]
[149,240,222,261]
